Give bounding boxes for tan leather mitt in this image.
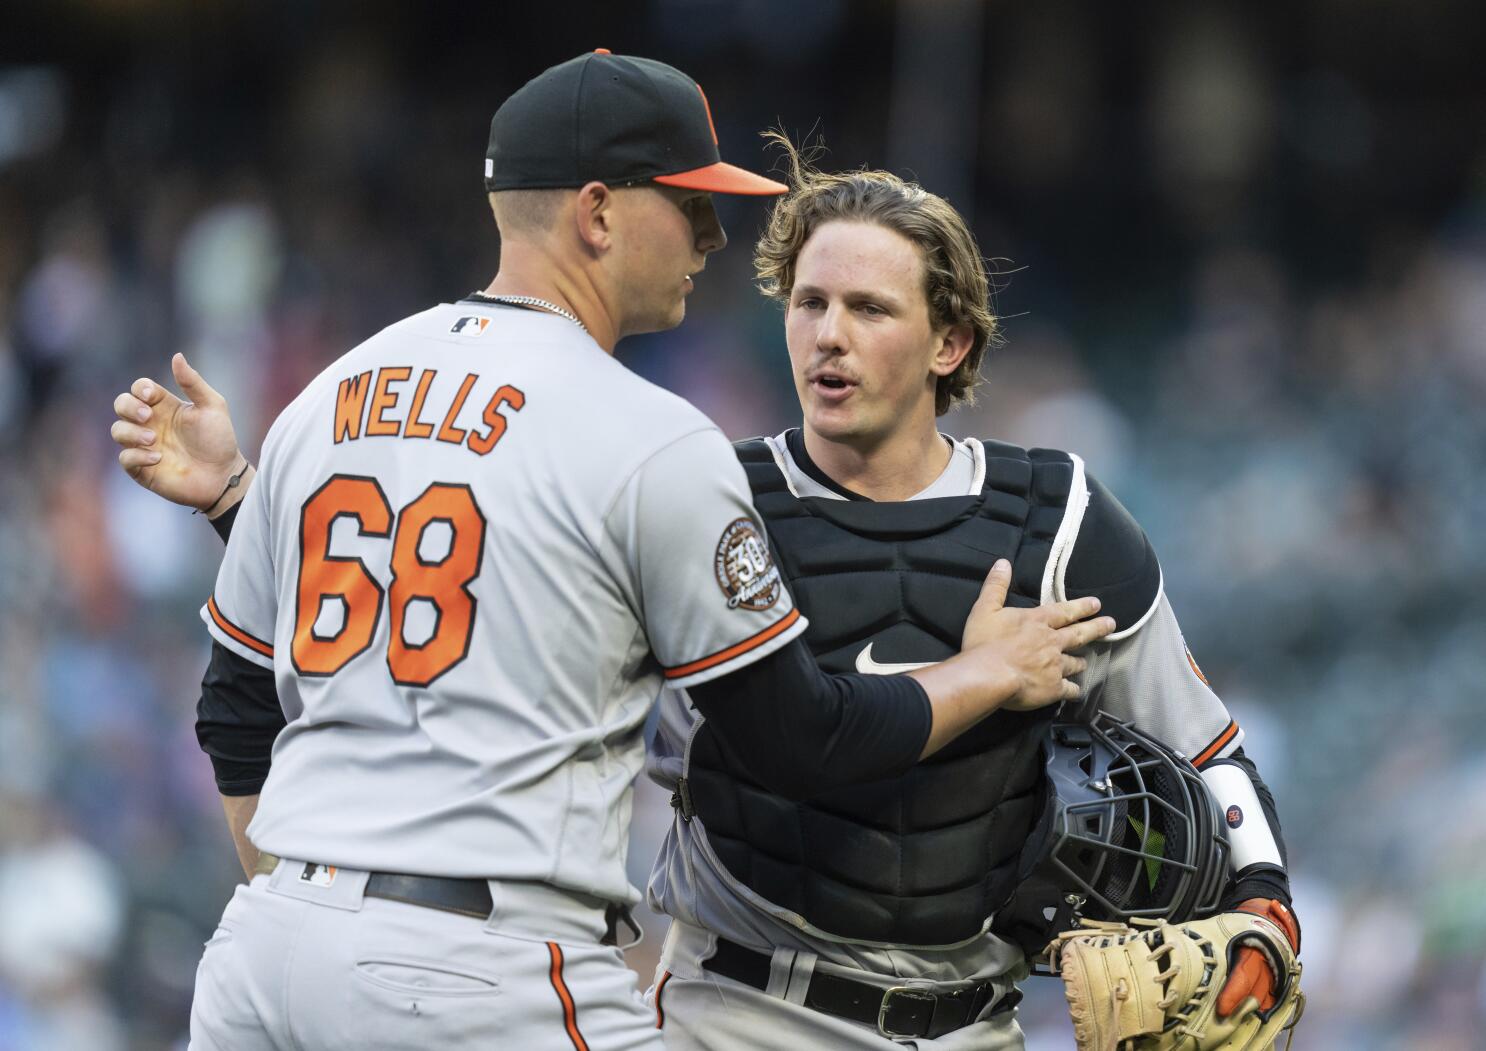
[1047,912,1304,1051]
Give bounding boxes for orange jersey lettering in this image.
[438,373,479,445]
[467,385,527,455]
[404,369,438,439]
[366,367,411,437]
[334,371,373,443]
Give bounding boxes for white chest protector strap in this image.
[1042,453,1163,642]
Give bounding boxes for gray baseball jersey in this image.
[646,431,1239,981]
[202,304,807,905]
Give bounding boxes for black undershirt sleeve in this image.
[196,641,285,796]
[687,636,933,801]
[1218,746,1294,911]
[209,501,241,543]
[199,504,284,794]
[204,497,930,800]
[207,487,929,803]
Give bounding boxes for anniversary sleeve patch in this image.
[1185,644,1210,685]
[713,518,782,611]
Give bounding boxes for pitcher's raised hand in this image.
[110,353,246,512]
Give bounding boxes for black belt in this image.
[363,871,495,918]
[254,854,638,947]
[701,936,1022,1040]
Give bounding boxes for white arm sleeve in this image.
[605,427,807,690]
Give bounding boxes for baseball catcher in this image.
[636,141,1305,1050]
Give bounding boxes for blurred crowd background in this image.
[3,1,1484,1048]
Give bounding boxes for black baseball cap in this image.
[484,49,787,196]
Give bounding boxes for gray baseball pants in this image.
[189,857,664,1050]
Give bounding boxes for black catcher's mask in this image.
[993,713,1230,960]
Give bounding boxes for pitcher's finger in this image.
[1061,654,1087,678]
[131,376,168,406]
[173,353,224,407]
[114,391,151,423]
[110,420,156,448]
[1042,595,1102,628]
[1057,615,1117,651]
[119,447,162,474]
[1060,678,1083,702]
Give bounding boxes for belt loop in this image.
[783,951,815,1005]
[480,879,507,933]
[602,904,644,950]
[766,946,815,1005]
[263,857,370,912]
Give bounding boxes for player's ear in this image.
[930,322,975,377]
[573,181,615,254]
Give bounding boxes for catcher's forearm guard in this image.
[1199,762,1283,871]
[1049,912,1304,1051]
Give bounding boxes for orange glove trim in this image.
[1216,898,1300,1018]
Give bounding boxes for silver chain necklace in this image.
[484,295,587,333]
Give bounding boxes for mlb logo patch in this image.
[450,316,491,336]
[299,863,338,887]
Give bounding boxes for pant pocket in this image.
[191,923,272,1050]
[344,954,506,1049]
[353,956,501,997]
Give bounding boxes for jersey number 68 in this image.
[291,475,486,687]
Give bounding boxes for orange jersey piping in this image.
[1193,719,1239,767]
[663,608,802,681]
[207,595,274,658]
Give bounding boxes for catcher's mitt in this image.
[1047,910,1303,1051]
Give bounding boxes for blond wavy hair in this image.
[754,133,998,415]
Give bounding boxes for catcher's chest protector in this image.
[679,438,1075,947]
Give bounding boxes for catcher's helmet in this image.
[994,714,1230,959]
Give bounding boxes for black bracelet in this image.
[194,459,252,517]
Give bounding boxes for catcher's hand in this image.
[1048,907,1303,1051]
[110,353,246,512]
[1217,899,1300,1018]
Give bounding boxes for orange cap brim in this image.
[654,162,788,196]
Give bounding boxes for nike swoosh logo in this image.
[855,642,935,676]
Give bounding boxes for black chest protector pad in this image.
[681,438,1159,947]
